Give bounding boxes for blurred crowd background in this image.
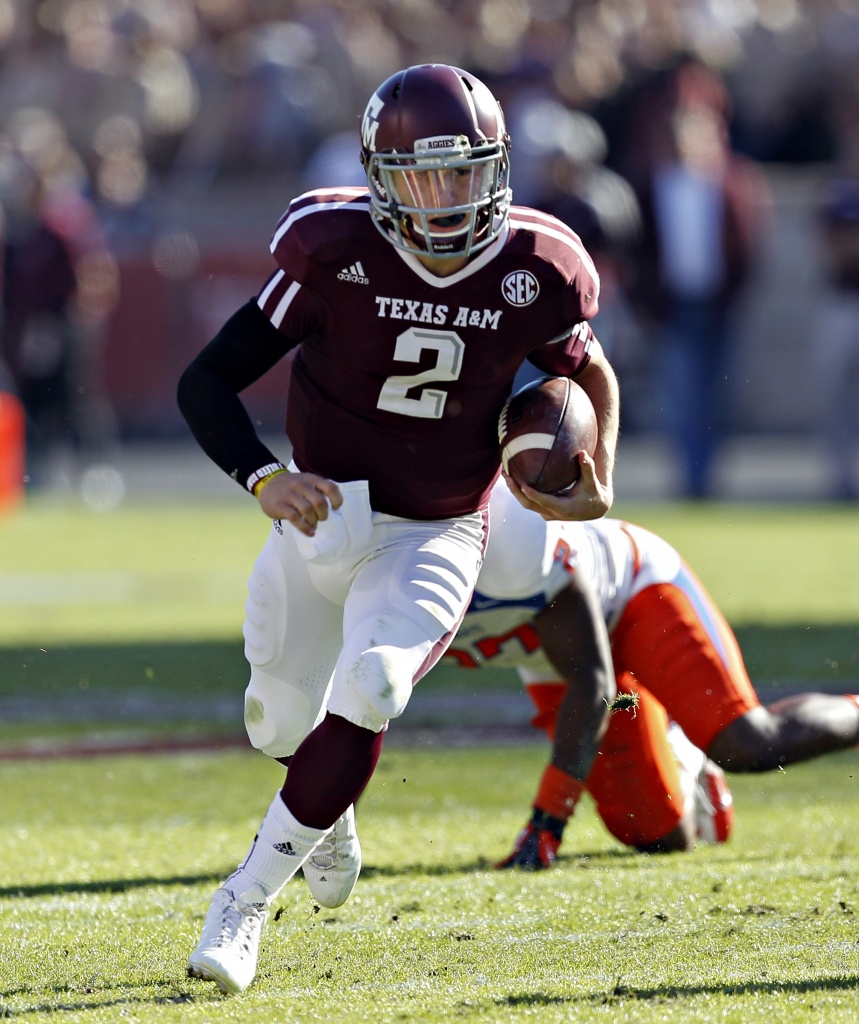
[0,0,858,506]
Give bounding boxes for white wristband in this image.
[246,462,287,494]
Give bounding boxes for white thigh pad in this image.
[241,522,343,757]
[243,529,289,668]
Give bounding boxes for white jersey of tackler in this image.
[448,478,685,675]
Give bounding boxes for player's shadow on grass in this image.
[495,975,859,1011]
[0,983,224,1015]
[358,847,640,880]
[586,974,859,1004]
[2,849,646,902]
[0,872,223,899]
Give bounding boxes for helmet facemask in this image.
[365,134,511,259]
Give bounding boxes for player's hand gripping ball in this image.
[498,376,598,494]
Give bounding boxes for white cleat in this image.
[301,804,362,908]
[187,884,268,994]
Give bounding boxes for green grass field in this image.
[2,745,857,1023]
[1,496,858,749]
[1,495,858,1021]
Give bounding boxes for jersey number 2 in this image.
[376,327,464,419]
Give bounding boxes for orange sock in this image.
[533,763,586,822]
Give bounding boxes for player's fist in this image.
[257,471,342,536]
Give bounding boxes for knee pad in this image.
[328,626,432,733]
[349,644,415,725]
[243,668,321,759]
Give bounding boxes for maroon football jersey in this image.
[256,186,600,519]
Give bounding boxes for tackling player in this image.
[446,477,859,869]
[177,64,620,993]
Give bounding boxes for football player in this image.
[178,64,620,993]
[445,477,859,869]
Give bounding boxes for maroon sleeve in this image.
[527,321,595,378]
[256,268,331,343]
[177,300,293,490]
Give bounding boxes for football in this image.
[498,376,598,494]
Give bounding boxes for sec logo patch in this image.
[502,270,539,307]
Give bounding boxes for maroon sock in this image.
[281,713,384,829]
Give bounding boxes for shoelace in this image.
[211,896,264,949]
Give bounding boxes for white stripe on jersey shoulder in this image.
[258,269,285,308]
[545,320,594,353]
[257,272,301,329]
[509,208,600,297]
[270,189,370,253]
[393,219,511,288]
[299,186,367,197]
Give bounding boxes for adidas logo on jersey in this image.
[337,261,369,285]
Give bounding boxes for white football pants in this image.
[242,479,487,759]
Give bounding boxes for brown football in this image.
[498,376,598,494]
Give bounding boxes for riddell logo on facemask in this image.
[338,261,369,285]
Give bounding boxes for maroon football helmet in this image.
[360,64,512,258]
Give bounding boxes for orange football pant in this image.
[526,575,759,846]
[610,579,759,753]
[527,679,686,847]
